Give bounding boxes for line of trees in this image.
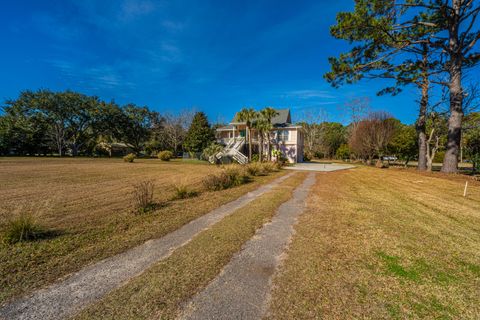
[0,90,215,157]
[325,0,480,173]
[298,102,480,172]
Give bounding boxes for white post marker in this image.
[464,181,469,197]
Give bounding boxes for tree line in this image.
[325,0,480,173]
[0,90,215,157]
[299,104,480,172]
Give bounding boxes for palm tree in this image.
[253,119,270,162]
[237,108,257,161]
[260,107,279,161]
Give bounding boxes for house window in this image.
[277,130,289,142]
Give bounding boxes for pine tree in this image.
[183,112,214,154]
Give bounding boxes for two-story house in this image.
[215,109,304,163]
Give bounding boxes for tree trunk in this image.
[442,2,463,173]
[417,53,429,171]
[258,131,263,162]
[441,64,463,173]
[247,126,252,161]
[266,133,271,161]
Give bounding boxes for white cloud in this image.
[283,90,336,99]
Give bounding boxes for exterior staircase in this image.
[209,137,248,164]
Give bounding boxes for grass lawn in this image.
[73,172,307,319]
[0,157,286,304]
[268,167,480,319]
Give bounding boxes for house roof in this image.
[216,124,235,131]
[231,109,291,126]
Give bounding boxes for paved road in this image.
[284,162,355,172]
[180,172,316,320]
[0,173,295,320]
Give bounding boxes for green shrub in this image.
[172,183,198,200]
[158,150,174,161]
[246,163,261,176]
[251,154,260,162]
[224,166,251,186]
[202,143,224,160]
[433,151,445,163]
[132,180,156,214]
[336,144,351,160]
[123,153,136,163]
[3,213,47,244]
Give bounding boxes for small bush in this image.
[202,172,232,191]
[202,166,251,191]
[3,213,47,244]
[246,163,261,176]
[224,166,251,186]
[246,162,269,176]
[251,154,260,162]
[375,159,389,169]
[123,153,136,163]
[262,162,280,172]
[132,180,156,214]
[172,183,198,200]
[158,150,174,161]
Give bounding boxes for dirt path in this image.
[0,173,294,320]
[179,172,316,320]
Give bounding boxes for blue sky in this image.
[0,0,450,124]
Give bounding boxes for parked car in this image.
[382,156,398,161]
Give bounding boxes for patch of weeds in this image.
[202,166,252,191]
[3,213,58,245]
[171,183,198,200]
[2,200,61,245]
[132,180,158,214]
[376,251,420,282]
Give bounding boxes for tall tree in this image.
[259,107,279,161]
[237,108,258,161]
[425,0,480,172]
[325,1,440,171]
[253,118,270,162]
[118,104,155,154]
[183,112,214,154]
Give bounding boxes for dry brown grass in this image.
[0,157,286,304]
[268,167,480,319]
[73,172,308,320]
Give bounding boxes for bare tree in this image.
[425,113,448,171]
[341,97,371,129]
[349,111,397,163]
[297,109,329,159]
[162,110,194,155]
